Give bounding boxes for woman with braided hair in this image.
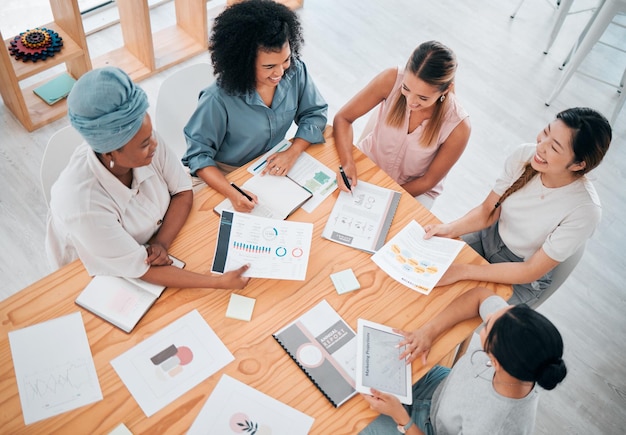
[423,107,611,305]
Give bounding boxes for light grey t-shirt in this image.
[430,296,540,434]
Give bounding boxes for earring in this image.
[109,159,115,169]
[440,94,446,103]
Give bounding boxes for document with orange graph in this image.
[371,220,464,295]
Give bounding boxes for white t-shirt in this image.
[45,134,192,277]
[430,295,540,435]
[493,144,601,261]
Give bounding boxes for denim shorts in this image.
[462,222,553,306]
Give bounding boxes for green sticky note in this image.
[226,293,256,321]
[330,269,361,294]
[33,72,76,105]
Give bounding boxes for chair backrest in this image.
[40,125,84,206]
[529,242,587,309]
[155,63,214,160]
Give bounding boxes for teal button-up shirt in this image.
[182,58,328,175]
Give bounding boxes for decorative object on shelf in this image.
[8,27,63,62]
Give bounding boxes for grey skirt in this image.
[462,222,553,306]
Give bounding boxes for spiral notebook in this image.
[272,299,357,408]
[322,181,401,253]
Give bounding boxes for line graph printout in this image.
[8,312,102,424]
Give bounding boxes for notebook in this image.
[272,299,357,408]
[214,174,313,220]
[75,256,184,333]
[322,180,401,253]
[33,72,76,105]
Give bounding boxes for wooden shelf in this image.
[6,23,86,82]
[0,0,91,131]
[2,0,306,131]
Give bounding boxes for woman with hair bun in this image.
[424,107,612,305]
[333,40,471,209]
[360,286,567,435]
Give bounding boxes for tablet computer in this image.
[355,318,412,404]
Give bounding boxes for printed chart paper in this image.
[248,139,338,213]
[212,211,313,281]
[188,374,314,435]
[110,310,234,417]
[371,220,464,295]
[8,312,102,425]
[322,181,401,253]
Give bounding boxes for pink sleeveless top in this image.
[358,68,468,198]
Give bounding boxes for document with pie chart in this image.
[212,211,313,281]
[110,310,234,417]
[371,220,464,295]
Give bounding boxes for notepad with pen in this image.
[32,72,76,105]
[214,173,312,220]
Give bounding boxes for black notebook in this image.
[272,299,357,407]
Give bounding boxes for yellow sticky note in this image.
[226,293,256,321]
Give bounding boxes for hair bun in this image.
[536,358,567,390]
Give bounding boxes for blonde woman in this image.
[333,41,470,209]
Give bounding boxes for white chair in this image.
[155,63,214,160]
[40,125,83,206]
[527,242,587,308]
[546,0,626,125]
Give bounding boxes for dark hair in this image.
[492,107,611,213]
[386,41,457,146]
[209,0,304,95]
[484,305,567,390]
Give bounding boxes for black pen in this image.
[339,165,353,195]
[231,182,253,202]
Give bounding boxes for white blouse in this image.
[45,134,192,277]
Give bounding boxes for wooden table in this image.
[0,128,511,434]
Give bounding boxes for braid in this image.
[491,163,538,217]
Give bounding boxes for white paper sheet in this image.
[248,139,338,213]
[212,211,313,281]
[110,310,234,417]
[371,220,465,295]
[8,312,102,425]
[188,374,314,435]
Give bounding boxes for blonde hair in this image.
[386,41,457,147]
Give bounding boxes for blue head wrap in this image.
[67,67,149,153]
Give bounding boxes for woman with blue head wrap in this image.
[46,67,250,291]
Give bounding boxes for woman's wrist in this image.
[392,408,411,426]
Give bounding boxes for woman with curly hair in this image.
[334,41,470,209]
[182,0,328,212]
[360,286,567,435]
[424,107,611,306]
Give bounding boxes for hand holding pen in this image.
[338,164,357,195]
[230,182,257,212]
